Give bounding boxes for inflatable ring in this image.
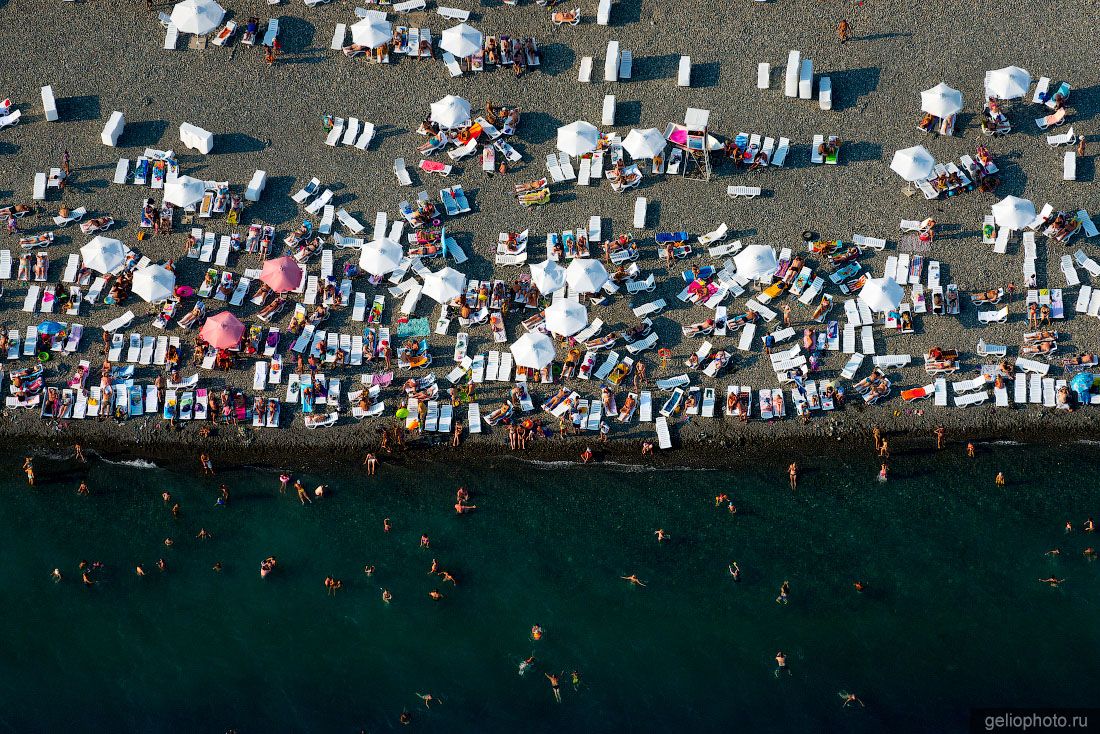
[38,351,50,362]
[657,348,672,358]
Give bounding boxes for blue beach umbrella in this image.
[1070,372,1094,403]
[37,321,64,335]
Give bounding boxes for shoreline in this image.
[5,410,1092,473]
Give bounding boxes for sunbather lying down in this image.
[1021,341,1057,355]
[971,288,1003,303]
[1063,353,1098,366]
[343,44,367,57]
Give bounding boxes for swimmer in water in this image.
[1086,517,1095,533]
[384,518,392,532]
[715,494,729,507]
[1085,548,1097,559]
[279,474,290,493]
[727,501,738,514]
[439,571,457,585]
[420,534,430,548]
[382,588,393,603]
[454,502,477,514]
[136,565,145,577]
[415,693,437,708]
[853,580,866,593]
[530,625,543,641]
[519,656,535,676]
[775,651,790,677]
[162,492,171,503]
[1038,577,1065,587]
[621,574,647,587]
[364,565,375,576]
[164,537,174,547]
[776,580,790,604]
[788,462,798,491]
[729,562,741,582]
[429,558,439,575]
[572,670,580,690]
[429,589,443,600]
[654,528,669,543]
[878,463,888,482]
[545,672,562,703]
[157,558,167,572]
[51,568,62,583]
[840,692,865,708]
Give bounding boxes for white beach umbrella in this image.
[80,236,127,274]
[350,17,392,47]
[732,244,778,280]
[529,259,566,294]
[170,0,225,35]
[920,83,964,117]
[511,331,556,369]
[565,258,609,294]
[430,95,472,129]
[422,267,466,304]
[859,277,904,312]
[992,195,1036,230]
[986,66,1031,100]
[889,145,935,182]
[358,237,403,276]
[132,264,176,303]
[544,299,588,337]
[556,120,599,157]
[163,175,206,208]
[440,22,482,58]
[622,128,666,159]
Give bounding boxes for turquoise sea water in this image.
[2,444,1099,732]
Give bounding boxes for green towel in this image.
[396,318,430,338]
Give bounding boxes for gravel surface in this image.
[0,0,1098,461]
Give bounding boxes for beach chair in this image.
[262,18,279,47]
[674,56,692,87]
[1035,108,1067,130]
[798,58,813,99]
[818,76,832,111]
[1064,151,1077,181]
[756,62,771,90]
[1047,127,1076,147]
[727,186,762,199]
[578,56,593,83]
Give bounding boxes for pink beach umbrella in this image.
[200,311,245,349]
[259,256,304,293]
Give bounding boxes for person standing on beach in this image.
[878,440,889,459]
[74,443,86,463]
[782,304,792,329]
[934,426,946,449]
[788,462,798,491]
[199,453,214,476]
[62,150,72,176]
[872,427,881,452]
[837,19,851,44]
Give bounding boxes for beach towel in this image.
[396,318,430,339]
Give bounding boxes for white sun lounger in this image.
[292,177,320,203]
[325,118,345,146]
[578,56,593,83]
[164,22,180,49]
[757,62,770,89]
[655,416,672,449]
[977,306,1009,324]
[596,0,611,24]
[102,111,124,146]
[604,40,620,82]
[1015,356,1050,375]
[1064,151,1077,181]
[771,137,790,167]
[331,23,346,50]
[678,56,691,87]
[955,391,989,407]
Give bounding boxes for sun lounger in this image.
[954,390,989,408]
[1015,356,1050,376]
[1035,107,1067,130]
[577,56,594,83]
[727,185,762,199]
[1079,210,1098,238]
[818,76,832,110]
[1064,151,1077,181]
[798,58,813,99]
[394,0,426,11]
[261,18,280,46]
[292,177,320,204]
[977,306,1008,324]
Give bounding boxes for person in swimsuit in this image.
[545,673,562,703]
[621,574,646,587]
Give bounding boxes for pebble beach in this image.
[0,0,1098,463]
